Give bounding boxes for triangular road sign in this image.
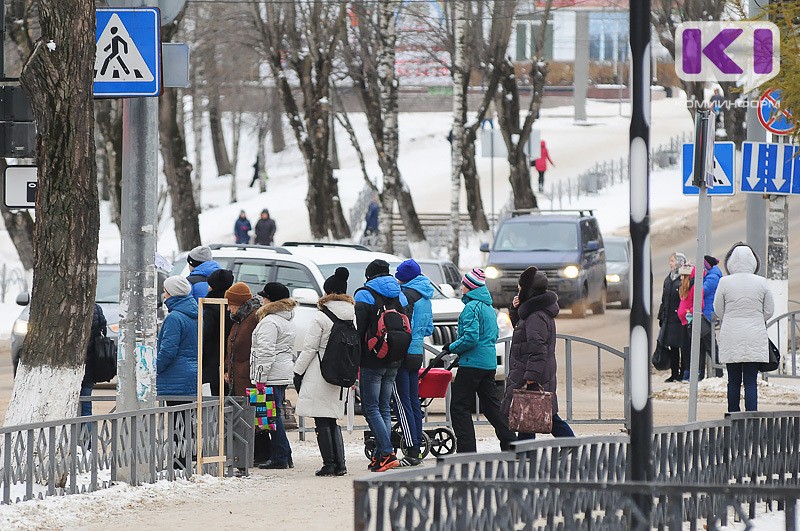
[94,13,154,82]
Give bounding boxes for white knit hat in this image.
[164,276,192,297]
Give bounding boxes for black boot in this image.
[315,425,336,476]
[331,424,347,476]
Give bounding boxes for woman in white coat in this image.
[251,282,296,469]
[294,267,353,476]
[714,243,774,412]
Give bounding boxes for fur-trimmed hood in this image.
[724,242,760,275]
[318,293,355,322]
[317,293,354,309]
[256,298,297,321]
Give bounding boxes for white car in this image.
[173,243,511,380]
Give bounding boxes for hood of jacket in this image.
[518,291,559,320]
[257,298,297,321]
[190,260,221,279]
[402,275,435,300]
[165,294,198,319]
[318,293,356,320]
[463,284,493,306]
[725,244,759,275]
[231,297,261,323]
[364,275,402,298]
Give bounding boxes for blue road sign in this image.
[758,88,795,136]
[741,141,800,194]
[681,142,735,196]
[94,8,161,97]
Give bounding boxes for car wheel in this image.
[572,287,588,318]
[591,286,607,315]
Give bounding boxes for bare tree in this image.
[449,0,467,263]
[341,0,430,256]
[251,1,350,240]
[6,0,99,425]
[94,99,122,228]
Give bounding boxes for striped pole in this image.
[628,0,653,504]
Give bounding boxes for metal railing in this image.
[766,309,800,379]
[0,396,253,505]
[354,410,800,529]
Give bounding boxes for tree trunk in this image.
[208,89,233,177]
[0,203,35,271]
[509,151,537,210]
[95,121,110,202]
[229,110,241,204]
[159,89,202,251]
[268,88,285,153]
[191,92,204,210]
[449,0,467,265]
[257,117,268,193]
[7,0,99,426]
[94,99,122,228]
[462,128,490,231]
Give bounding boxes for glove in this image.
[293,373,303,392]
[441,343,451,353]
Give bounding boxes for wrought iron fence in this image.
[354,410,800,529]
[767,309,800,380]
[0,396,253,505]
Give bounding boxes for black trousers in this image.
[537,170,545,192]
[450,367,516,453]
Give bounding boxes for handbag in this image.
[282,397,298,430]
[246,383,277,431]
[90,334,117,383]
[507,383,553,434]
[652,341,671,371]
[760,340,781,372]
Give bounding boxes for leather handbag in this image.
[759,340,781,373]
[507,383,553,434]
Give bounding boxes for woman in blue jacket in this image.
[157,276,199,397]
[442,268,516,453]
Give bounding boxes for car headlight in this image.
[496,311,513,338]
[485,266,501,279]
[12,320,28,335]
[606,274,621,283]
[560,265,580,279]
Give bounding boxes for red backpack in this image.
[358,286,412,362]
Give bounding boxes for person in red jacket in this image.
[677,264,704,382]
[532,140,555,193]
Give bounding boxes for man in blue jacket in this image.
[355,259,408,473]
[393,259,434,466]
[443,268,516,453]
[157,276,199,397]
[186,245,221,301]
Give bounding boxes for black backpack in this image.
[319,307,361,387]
[356,286,412,363]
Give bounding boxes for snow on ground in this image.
[652,376,800,406]
[0,303,20,340]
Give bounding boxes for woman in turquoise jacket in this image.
[442,268,516,453]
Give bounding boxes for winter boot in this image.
[331,424,348,476]
[315,425,336,477]
[253,430,272,467]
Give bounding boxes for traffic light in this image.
[0,83,36,158]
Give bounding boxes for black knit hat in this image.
[207,269,234,292]
[518,265,549,302]
[365,259,390,280]
[704,255,719,267]
[258,282,290,301]
[323,267,350,295]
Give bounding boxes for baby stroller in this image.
[363,351,457,459]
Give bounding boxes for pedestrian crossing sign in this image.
[681,142,736,196]
[94,8,161,98]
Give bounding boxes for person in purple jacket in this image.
[502,266,574,440]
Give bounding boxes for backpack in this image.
[319,307,361,387]
[357,286,412,362]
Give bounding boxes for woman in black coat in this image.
[202,269,235,395]
[502,266,574,440]
[657,252,687,382]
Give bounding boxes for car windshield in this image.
[95,269,121,303]
[317,262,445,299]
[418,263,444,284]
[605,242,628,262]
[494,221,578,252]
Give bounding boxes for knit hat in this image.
[462,268,486,290]
[518,266,548,295]
[395,259,421,283]
[323,267,350,295]
[224,282,252,306]
[365,259,390,280]
[163,276,192,297]
[704,255,719,270]
[207,269,234,292]
[259,281,290,301]
[187,245,213,268]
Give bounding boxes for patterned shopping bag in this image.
[247,384,277,431]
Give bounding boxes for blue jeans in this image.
[80,384,94,417]
[394,367,423,449]
[727,362,760,412]
[360,367,398,457]
[269,385,292,465]
[517,414,575,441]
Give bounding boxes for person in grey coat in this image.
[714,243,774,412]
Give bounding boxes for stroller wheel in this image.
[428,428,456,456]
[364,435,377,460]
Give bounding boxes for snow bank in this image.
[652,376,800,406]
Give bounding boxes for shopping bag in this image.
[759,340,781,373]
[282,397,298,430]
[246,384,277,431]
[507,383,553,434]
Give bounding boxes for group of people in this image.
[234,209,276,245]
[657,242,774,412]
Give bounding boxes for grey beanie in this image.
[187,245,213,267]
[164,276,192,297]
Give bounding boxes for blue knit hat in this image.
[395,259,421,282]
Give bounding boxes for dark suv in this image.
[480,210,607,317]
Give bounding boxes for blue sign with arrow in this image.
[93,8,161,97]
[682,142,735,196]
[741,142,800,194]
